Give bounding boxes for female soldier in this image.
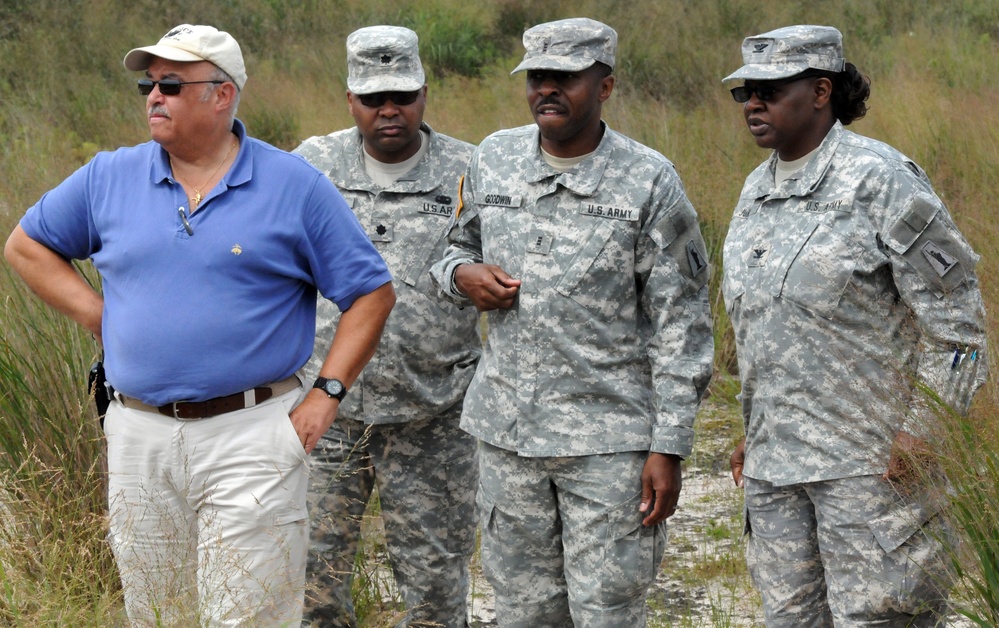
[722,25,987,626]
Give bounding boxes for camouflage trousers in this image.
[744,474,954,627]
[304,404,478,627]
[477,442,667,628]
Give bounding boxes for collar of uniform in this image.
[336,122,439,194]
[525,122,612,197]
[149,118,252,190]
[776,121,842,198]
[751,120,843,201]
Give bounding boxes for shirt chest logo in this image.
[579,202,639,221]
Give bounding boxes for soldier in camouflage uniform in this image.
[722,25,988,626]
[430,18,713,627]
[294,26,480,628]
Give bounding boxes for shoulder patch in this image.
[686,239,708,276]
[920,241,959,277]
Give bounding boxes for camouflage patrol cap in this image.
[511,18,616,74]
[346,26,426,95]
[723,25,844,83]
[124,24,247,90]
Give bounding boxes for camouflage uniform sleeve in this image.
[430,167,481,307]
[877,168,988,433]
[641,169,714,457]
[291,136,327,166]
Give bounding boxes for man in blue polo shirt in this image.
[3,24,394,626]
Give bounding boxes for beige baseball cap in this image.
[123,24,247,90]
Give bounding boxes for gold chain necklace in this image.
[171,138,237,209]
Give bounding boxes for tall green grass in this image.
[2,0,998,624]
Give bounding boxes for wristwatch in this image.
[313,377,347,401]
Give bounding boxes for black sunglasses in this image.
[357,91,421,108]
[138,78,226,96]
[729,74,820,103]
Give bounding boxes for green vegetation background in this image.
[1,0,997,624]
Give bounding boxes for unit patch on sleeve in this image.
[921,241,958,277]
[686,240,708,275]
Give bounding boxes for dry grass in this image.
[1,0,998,624]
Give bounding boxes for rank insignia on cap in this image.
[921,241,958,276]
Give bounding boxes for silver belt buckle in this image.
[170,402,199,421]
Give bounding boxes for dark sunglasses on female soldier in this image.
[730,72,825,103]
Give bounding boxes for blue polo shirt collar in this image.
[148,118,252,189]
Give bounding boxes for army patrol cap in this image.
[346,26,426,95]
[511,18,617,74]
[124,24,247,90]
[723,25,845,83]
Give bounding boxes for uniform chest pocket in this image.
[779,223,859,318]
[399,220,449,289]
[554,221,631,318]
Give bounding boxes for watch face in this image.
[324,379,345,397]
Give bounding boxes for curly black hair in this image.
[828,62,871,125]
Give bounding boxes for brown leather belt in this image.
[118,375,301,420]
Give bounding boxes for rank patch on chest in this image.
[578,202,640,221]
[748,243,771,267]
[921,241,958,276]
[526,229,553,255]
[371,222,394,242]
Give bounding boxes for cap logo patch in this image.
[164,26,191,40]
[753,42,769,53]
[921,241,958,276]
[380,54,392,64]
[541,37,551,53]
